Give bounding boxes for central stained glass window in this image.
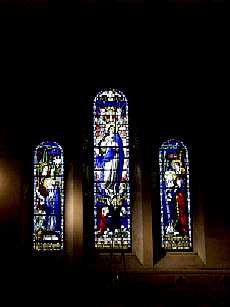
[93,89,131,250]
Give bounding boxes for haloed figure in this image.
[96,125,124,196]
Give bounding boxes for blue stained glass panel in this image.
[159,139,192,251]
[33,141,64,251]
[93,89,131,250]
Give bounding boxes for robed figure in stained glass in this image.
[94,89,131,250]
[96,124,124,197]
[33,141,64,251]
[159,139,192,251]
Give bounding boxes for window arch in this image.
[33,141,64,251]
[93,89,131,250]
[159,139,192,251]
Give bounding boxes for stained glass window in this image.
[93,89,131,250]
[33,141,64,251]
[159,139,192,251]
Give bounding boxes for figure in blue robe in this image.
[96,125,124,197]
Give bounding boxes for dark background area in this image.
[0,1,227,123]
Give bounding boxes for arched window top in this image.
[33,140,64,252]
[160,139,188,152]
[35,141,63,157]
[159,138,192,251]
[159,139,190,175]
[94,89,128,104]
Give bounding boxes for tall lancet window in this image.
[33,141,64,251]
[93,89,131,250]
[159,139,192,251]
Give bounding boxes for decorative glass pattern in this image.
[93,89,131,250]
[159,139,192,251]
[33,141,64,251]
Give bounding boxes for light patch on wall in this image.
[0,160,11,199]
[0,158,21,227]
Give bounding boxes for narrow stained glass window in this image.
[159,139,192,251]
[93,89,131,250]
[33,141,64,251]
